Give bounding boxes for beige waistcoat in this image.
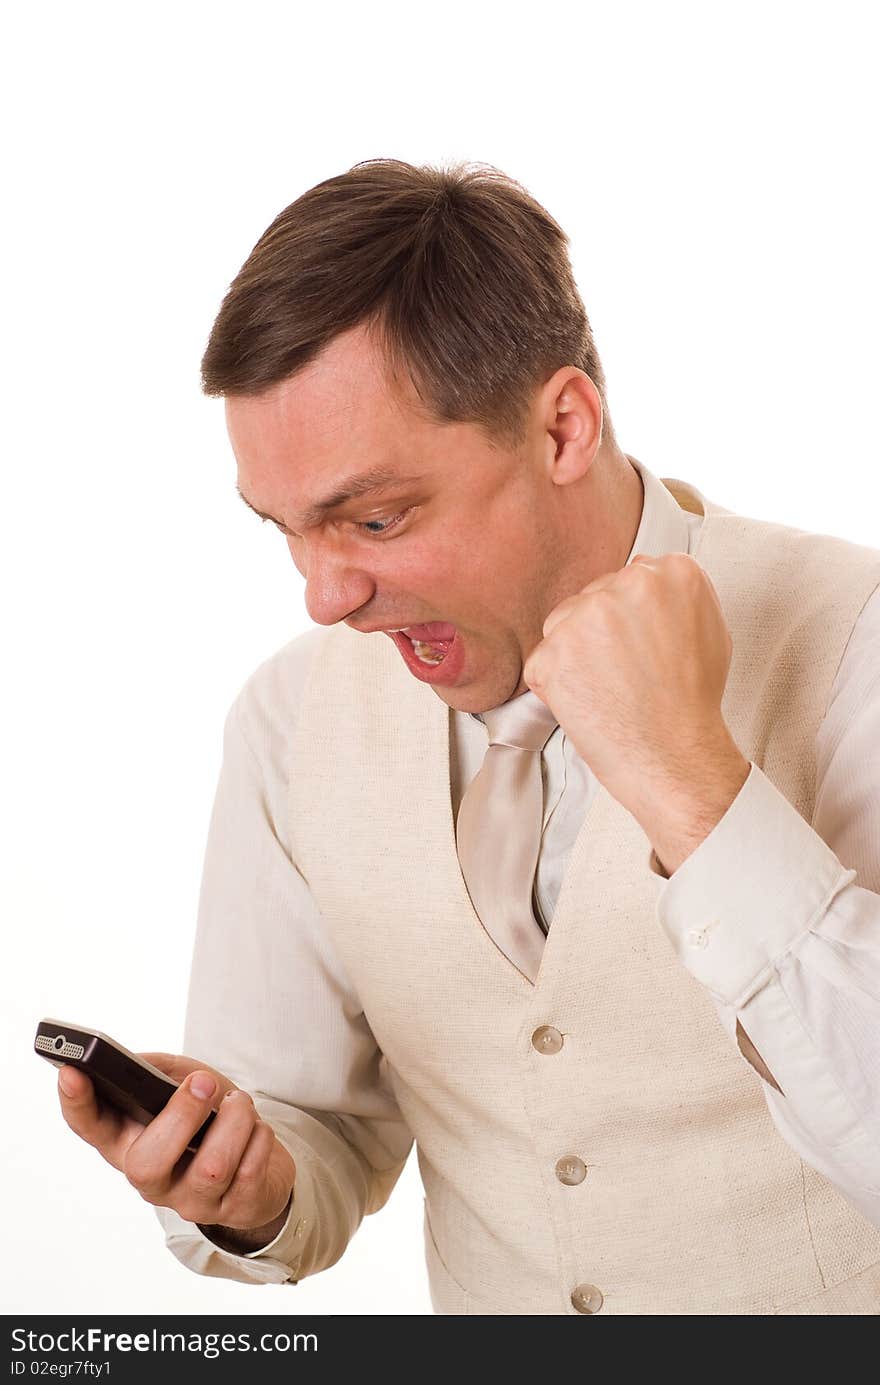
[289,479,880,1315]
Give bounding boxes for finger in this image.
[214,1116,279,1225]
[214,1113,279,1224]
[231,1116,277,1186]
[122,1069,222,1201]
[181,1089,260,1209]
[579,569,620,593]
[542,570,624,638]
[56,1066,128,1159]
[138,1052,236,1097]
[542,603,577,638]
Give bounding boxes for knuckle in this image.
[176,1197,215,1225]
[524,657,544,689]
[670,552,699,581]
[121,1146,149,1187]
[189,1159,232,1195]
[625,562,655,590]
[230,1162,261,1197]
[122,1142,173,1202]
[590,590,617,623]
[248,1117,275,1155]
[123,1160,162,1201]
[242,1126,274,1167]
[135,1187,163,1208]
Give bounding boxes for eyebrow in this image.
[236,468,425,531]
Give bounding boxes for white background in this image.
[3,0,878,1317]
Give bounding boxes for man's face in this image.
[227,324,604,713]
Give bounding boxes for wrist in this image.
[638,741,750,877]
[197,1190,294,1255]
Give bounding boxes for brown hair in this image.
[201,158,613,448]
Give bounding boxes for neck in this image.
[616,451,646,566]
[547,446,645,608]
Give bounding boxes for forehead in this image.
[225,324,435,495]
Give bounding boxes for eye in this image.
[259,509,414,539]
[354,508,412,537]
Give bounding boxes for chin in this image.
[450,674,526,715]
[432,687,484,714]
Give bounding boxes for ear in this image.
[542,369,604,486]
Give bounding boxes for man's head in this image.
[207,159,642,713]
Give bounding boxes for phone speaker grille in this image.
[36,1035,85,1060]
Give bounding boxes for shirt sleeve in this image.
[154,627,414,1284]
[647,585,880,1227]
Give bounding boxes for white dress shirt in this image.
[169,456,880,1270]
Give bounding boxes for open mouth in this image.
[385,622,463,684]
[390,622,456,666]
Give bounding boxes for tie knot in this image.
[481,691,559,752]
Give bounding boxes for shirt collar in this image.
[622,453,697,562]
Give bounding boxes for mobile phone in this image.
[35,1018,216,1151]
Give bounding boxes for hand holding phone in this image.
[41,1019,295,1247]
[35,1020,218,1150]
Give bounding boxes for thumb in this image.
[522,642,541,692]
[139,1052,239,1100]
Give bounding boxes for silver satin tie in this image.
[455,692,559,979]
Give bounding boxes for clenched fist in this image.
[523,551,745,830]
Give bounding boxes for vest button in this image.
[555,1155,587,1186]
[531,1025,563,1055]
[571,1283,604,1314]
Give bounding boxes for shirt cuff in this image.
[195,1186,301,1265]
[649,761,858,1009]
[194,1109,320,1283]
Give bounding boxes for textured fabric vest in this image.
[289,479,880,1315]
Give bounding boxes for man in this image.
[58,159,880,1315]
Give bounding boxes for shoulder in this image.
[822,577,880,736]
[701,498,880,567]
[227,624,333,766]
[699,506,880,660]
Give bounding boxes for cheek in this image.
[383,538,453,588]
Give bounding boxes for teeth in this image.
[386,627,448,666]
[412,640,446,665]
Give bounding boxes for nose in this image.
[288,534,377,627]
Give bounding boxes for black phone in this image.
[35,1018,216,1151]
